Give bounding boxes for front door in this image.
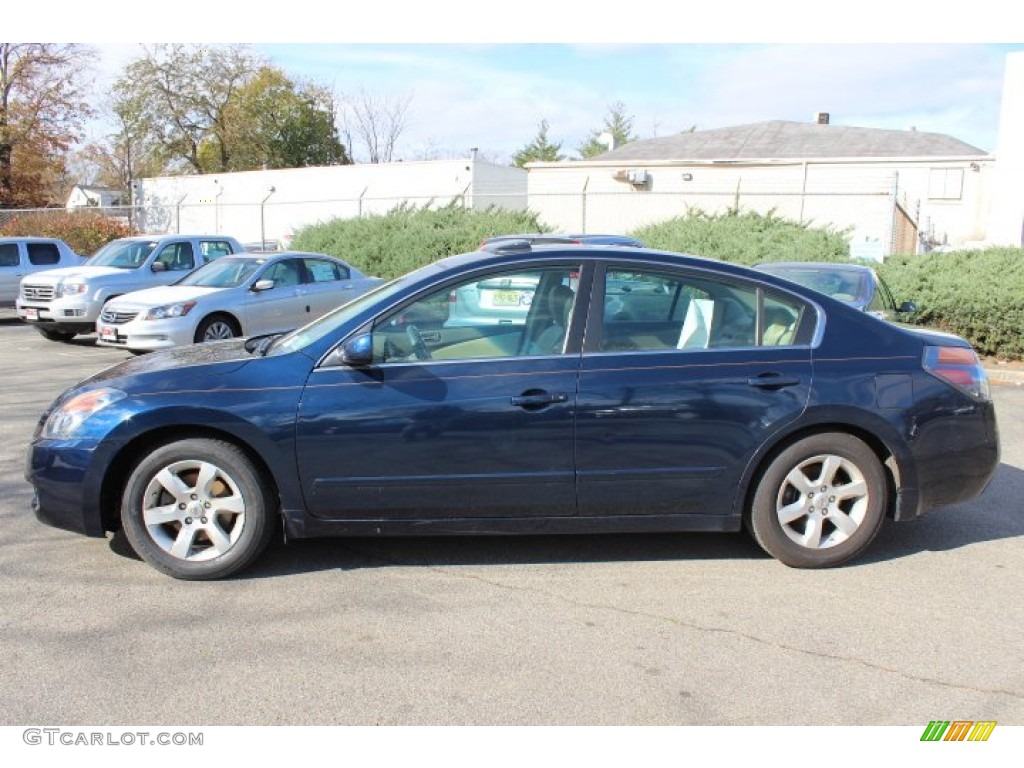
[295,263,584,520]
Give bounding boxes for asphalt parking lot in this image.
[0,315,1022,726]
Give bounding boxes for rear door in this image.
[0,241,24,304]
[576,263,814,519]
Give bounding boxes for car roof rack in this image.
[481,239,533,254]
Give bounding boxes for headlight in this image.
[142,302,196,320]
[61,281,88,296]
[42,388,126,439]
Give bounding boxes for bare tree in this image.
[0,43,95,207]
[340,89,412,163]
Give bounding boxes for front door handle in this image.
[510,390,569,410]
[747,373,801,389]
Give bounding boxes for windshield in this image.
[177,257,265,288]
[88,240,158,269]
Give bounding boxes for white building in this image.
[525,119,994,257]
[65,185,126,209]
[135,159,527,245]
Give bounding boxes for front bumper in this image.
[27,437,109,537]
[17,297,100,331]
[95,317,195,351]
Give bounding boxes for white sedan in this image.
[95,252,384,352]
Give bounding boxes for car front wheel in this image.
[747,433,887,568]
[195,315,241,343]
[120,438,276,580]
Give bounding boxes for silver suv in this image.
[17,234,243,341]
[0,237,84,307]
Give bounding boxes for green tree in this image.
[512,119,565,167]
[216,68,349,170]
[577,101,637,158]
[117,44,263,174]
[0,43,95,207]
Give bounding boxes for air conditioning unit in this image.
[614,169,650,187]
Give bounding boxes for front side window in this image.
[155,242,195,271]
[599,267,808,352]
[261,259,301,288]
[371,265,580,363]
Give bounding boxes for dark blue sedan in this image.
[28,245,1000,579]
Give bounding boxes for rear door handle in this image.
[747,373,801,389]
[510,391,569,409]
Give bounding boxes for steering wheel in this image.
[406,324,432,360]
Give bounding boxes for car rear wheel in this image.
[748,433,886,568]
[195,315,241,343]
[120,438,276,580]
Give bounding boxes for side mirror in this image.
[252,279,275,292]
[899,301,917,314]
[151,261,167,272]
[339,333,374,366]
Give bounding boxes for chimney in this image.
[815,112,830,125]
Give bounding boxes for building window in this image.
[928,168,964,200]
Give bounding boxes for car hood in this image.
[107,285,227,309]
[77,339,255,391]
[24,266,134,283]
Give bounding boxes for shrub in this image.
[629,209,851,266]
[878,248,1024,360]
[0,211,131,256]
[291,203,550,279]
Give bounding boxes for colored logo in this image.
[920,720,996,742]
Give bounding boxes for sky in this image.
[9,2,1024,165]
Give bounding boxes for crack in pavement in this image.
[339,543,1024,703]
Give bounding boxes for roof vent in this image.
[815,112,830,125]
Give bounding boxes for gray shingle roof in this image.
[596,120,986,161]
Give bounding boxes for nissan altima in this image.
[28,244,999,579]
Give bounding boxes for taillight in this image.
[923,345,990,400]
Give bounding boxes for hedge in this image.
[0,211,130,256]
[291,203,549,280]
[294,205,1024,360]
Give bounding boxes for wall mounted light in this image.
[681,173,693,181]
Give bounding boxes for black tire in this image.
[120,438,276,580]
[747,433,887,568]
[35,326,76,342]
[195,314,241,343]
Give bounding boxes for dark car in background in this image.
[753,261,916,322]
[28,244,998,579]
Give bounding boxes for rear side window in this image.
[0,243,19,267]
[599,266,811,352]
[305,259,350,282]
[27,242,61,266]
[200,240,235,259]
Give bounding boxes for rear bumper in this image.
[900,397,1000,519]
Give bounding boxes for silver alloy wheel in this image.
[775,453,869,550]
[202,320,236,340]
[141,459,247,562]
